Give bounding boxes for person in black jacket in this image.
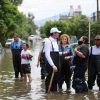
[72,36,89,93]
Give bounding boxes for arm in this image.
[74,47,85,58]
[44,39,57,72]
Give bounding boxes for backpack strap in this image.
[49,39,54,51]
[90,46,92,55]
[41,45,44,53]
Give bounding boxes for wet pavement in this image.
[0,40,100,100]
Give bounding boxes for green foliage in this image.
[91,20,100,44]
[10,0,23,6]
[27,13,37,35]
[0,0,37,46]
[40,20,66,37]
[40,15,100,45]
[40,15,90,39]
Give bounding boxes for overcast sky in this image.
[18,0,99,21]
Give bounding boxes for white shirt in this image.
[21,49,33,64]
[89,45,100,55]
[44,36,59,66]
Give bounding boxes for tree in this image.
[10,0,23,6]
[27,13,37,35]
[40,20,66,37]
[65,15,89,38]
[0,0,37,46]
[91,19,100,44]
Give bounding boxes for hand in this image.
[74,48,78,53]
[65,56,70,60]
[52,65,58,72]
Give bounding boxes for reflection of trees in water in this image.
[12,79,31,98]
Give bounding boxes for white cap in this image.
[50,27,61,33]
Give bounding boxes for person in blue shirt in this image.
[11,33,24,78]
[58,34,74,92]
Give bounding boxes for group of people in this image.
[37,27,100,93]
[11,33,33,82]
[10,29,100,94]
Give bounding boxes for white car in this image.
[5,39,14,48]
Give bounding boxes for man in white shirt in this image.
[44,27,61,93]
[88,34,100,90]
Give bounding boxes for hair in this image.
[82,36,88,44]
[60,34,70,44]
[50,33,53,36]
[13,33,20,38]
[23,43,29,48]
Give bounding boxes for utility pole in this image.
[88,18,91,47]
[97,0,99,20]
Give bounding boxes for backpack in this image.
[39,46,46,67]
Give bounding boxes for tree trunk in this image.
[0,33,5,47]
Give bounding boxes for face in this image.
[95,39,100,47]
[52,32,60,39]
[22,44,27,50]
[61,37,68,45]
[14,36,19,41]
[78,36,84,45]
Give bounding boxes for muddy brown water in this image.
[0,41,100,100]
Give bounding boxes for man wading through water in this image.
[11,33,24,78]
[44,27,61,93]
[88,34,100,91]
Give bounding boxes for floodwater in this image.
[0,40,100,100]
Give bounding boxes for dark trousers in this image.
[88,55,100,88]
[58,62,72,89]
[45,65,59,93]
[40,63,46,79]
[88,67,100,88]
[72,62,88,92]
[41,67,46,79]
[73,63,87,80]
[12,54,23,78]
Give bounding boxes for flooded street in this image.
[0,40,100,100]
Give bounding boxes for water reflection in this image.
[12,79,31,99]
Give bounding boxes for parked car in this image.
[0,43,3,53]
[5,39,14,48]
